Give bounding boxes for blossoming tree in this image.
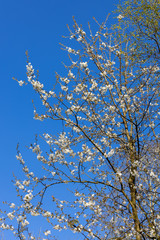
[1,1,160,240]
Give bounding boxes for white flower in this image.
[80,62,88,69]
[23,166,29,173]
[152,65,160,73]
[49,90,54,96]
[74,83,86,92]
[31,210,40,216]
[29,172,34,176]
[90,80,97,90]
[67,47,73,53]
[72,126,80,132]
[110,105,115,111]
[61,85,68,91]
[7,212,14,220]
[44,230,51,236]
[31,80,44,91]
[83,200,95,207]
[18,80,25,86]
[66,94,73,100]
[68,70,74,78]
[26,63,34,76]
[100,71,107,77]
[77,36,83,42]
[23,180,30,186]
[105,149,115,158]
[15,180,21,186]
[105,60,115,67]
[101,42,106,47]
[54,224,61,230]
[32,145,41,154]
[43,211,52,217]
[49,153,54,161]
[17,216,23,222]
[150,170,156,177]
[61,77,70,84]
[117,14,124,20]
[108,149,114,157]
[1,223,10,230]
[21,219,29,227]
[10,203,15,208]
[51,171,56,176]
[116,171,122,178]
[23,192,33,202]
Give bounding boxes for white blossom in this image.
[23,191,33,202]
[7,212,14,220]
[80,62,88,69]
[10,203,16,209]
[117,14,124,20]
[18,80,25,86]
[43,211,52,218]
[68,70,75,78]
[44,230,51,236]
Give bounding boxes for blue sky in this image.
[0,0,120,239]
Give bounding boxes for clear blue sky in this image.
[0,0,120,239]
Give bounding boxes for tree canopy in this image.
[117,0,160,62]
